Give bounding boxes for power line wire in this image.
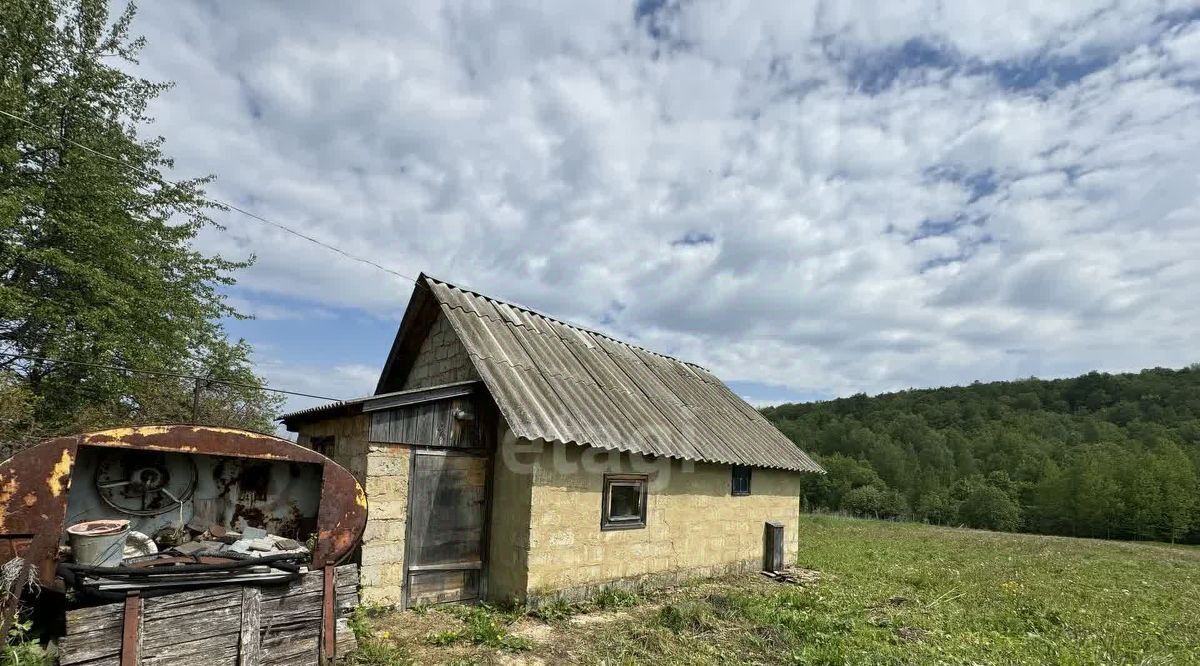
[0,107,422,284]
[0,352,338,401]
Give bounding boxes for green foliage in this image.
[0,0,280,447]
[593,585,642,610]
[346,605,412,666]
[958,485,1021,531]
[654,601,718,634]
[529,596,577,623]
[765,366,1200,543]
[2,618,52,666]
[424,605,530,652]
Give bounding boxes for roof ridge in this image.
[420,273,711,372]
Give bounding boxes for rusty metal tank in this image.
[0,425,367,591]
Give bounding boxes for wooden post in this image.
[320,562,336,664]
[120,591,141,666]
[239,586,262,666]
[763,521,785,573]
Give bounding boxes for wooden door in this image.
[404,450,489,607]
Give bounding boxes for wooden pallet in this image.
[59,564,359,666]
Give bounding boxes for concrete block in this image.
[366,451,410,476]
[360,541,406,566]
[367,475,408,498]
[362,518,408,542]
[369,498,408,521]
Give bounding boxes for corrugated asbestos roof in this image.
[423,276,824,473]
[279,380,480,423]
[279,397,362,421]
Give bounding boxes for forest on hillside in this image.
[762,366,1200,544]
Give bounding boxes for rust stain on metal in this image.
[48,449,72,497]
[0,477,18,532]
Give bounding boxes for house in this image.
[281,274,824,607]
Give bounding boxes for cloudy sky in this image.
[127,0,1200,415]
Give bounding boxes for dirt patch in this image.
[568,611,625,626]
[510,620,556,642]
[494,654,547,665]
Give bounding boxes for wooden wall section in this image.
[369,395,496,450]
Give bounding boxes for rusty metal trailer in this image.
[0,425,369,665]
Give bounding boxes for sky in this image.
[123,0,1200,417]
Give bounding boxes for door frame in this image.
[401,447,492,609]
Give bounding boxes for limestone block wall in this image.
[295,415,411,605]
[294,414,369,485]
[358,443,410,605]
[520,441,802,600]
[402,310,480,390]
[486,432,533,602]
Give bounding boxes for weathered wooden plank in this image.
[68,587,242,628]
[61,656,119,666]
[239,587,262,666]
[141,638,240,665]
[260,633,318,666]
[408,569,479,606]
[62,607,243,664]
[60,565,359,666]
[369,396,485,448]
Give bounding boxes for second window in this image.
[601,474,648,530]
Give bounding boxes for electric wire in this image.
[0,107,422,284]
[1,352,338,398]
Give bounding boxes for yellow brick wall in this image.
[357,443,410,605]
[296,415,411,606]
[401,311,479,390]
[521,441,802,598]
[486,431,533,602]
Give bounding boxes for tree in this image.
[1028,461,1069,534]
[1,0,278,442]
[800,454,885,511]
[958,486,1021,532]
[916,488,956,525]
[843,486,885,518]
[1151,442,1198,543]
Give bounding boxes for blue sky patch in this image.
[671,231,716,247]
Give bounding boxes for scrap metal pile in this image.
[58,517,314,598]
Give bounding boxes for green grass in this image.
[349,516,1200,665]
[428,604,531,651]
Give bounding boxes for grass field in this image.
[347,515,1200,665]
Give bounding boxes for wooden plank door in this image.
[404,450,489,607]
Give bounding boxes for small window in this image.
[311,435,335,458]
[601,474,648,530]
[731,465,752,496]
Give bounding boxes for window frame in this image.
[731,465,752,496]
[310,435,336,459]
[601,473,649,531]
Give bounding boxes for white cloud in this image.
[121,0,1200,400]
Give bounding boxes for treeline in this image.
[763,366,1200,544]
